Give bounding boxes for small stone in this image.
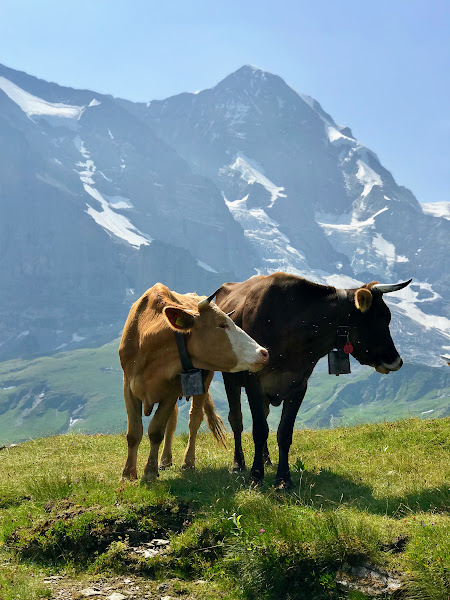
[107,594,128,600]
[80,589,102,597]
[142,548,160,558]
[151,539,170,546]
[157,583,169,591]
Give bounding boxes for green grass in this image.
[0,418,449,599]
[0,340,448,445]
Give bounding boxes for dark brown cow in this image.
[119,283,269,483]
[215,272,412,487]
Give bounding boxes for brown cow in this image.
[119,283,269,483]
[214,272,412,487]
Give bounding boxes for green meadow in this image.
[0,418,448,599]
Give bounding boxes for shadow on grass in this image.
[291,468,449,516]
[157,464,449,517]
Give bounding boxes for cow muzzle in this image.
[375,357,403,374]
[248,347,270,372]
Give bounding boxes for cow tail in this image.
[203,394,227,449]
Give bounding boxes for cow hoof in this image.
[159,462,173,470]
[232,464,247,473]
[249,470,264,487]
[181,463,195,470]
[140,472,158,485]
[275,477,293,491]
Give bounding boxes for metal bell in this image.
[180,369,206,396]
[328,350,351,375]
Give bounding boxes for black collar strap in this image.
[335,288,351,347]
[174,331,195,372]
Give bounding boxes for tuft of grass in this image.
[403,520,450,600]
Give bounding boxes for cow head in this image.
[346,279,411,374]
[163,291,269,373]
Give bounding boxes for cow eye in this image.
[219,322,230,329]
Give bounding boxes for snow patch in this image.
[388,284,450,339]
[103,194,133,210]
[324,274,363,289]
[317,208,411,277]
[224,192,310,276]
[72,333,85,343]
[372,233,409,267]
[84,184,151,248]
[74,137,95,184]
[355,160,382,197]
[230,155,287,208]
[197,260,218,273]
[421,201,450,221]
[73,139,149,247]
[328,126,353,144]
[0,76,84,119]
[317,207,388,232]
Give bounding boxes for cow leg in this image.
[223,372,245,472]
[262,398,272,466]
[276,385,307,488]
[142,396,178,483]
[182,372,214,469]
[182,394,205,469]
[159,403,179,469]
[246,375,269,483]
[122,378,143,480]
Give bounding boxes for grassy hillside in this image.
[0,340,449,444]
[0,419,448,599]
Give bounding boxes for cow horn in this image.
[197,287,221,309]
[371,279,412,294]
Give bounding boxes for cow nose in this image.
[259,348,269,364]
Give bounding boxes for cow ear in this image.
[355,288,373,313]
[163,306,197,331]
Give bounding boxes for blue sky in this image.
[1,0,448,204]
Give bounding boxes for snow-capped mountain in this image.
[0,63,449,366]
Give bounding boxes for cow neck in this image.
[173,331,195,372]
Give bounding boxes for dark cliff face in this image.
[0,63,448,364]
